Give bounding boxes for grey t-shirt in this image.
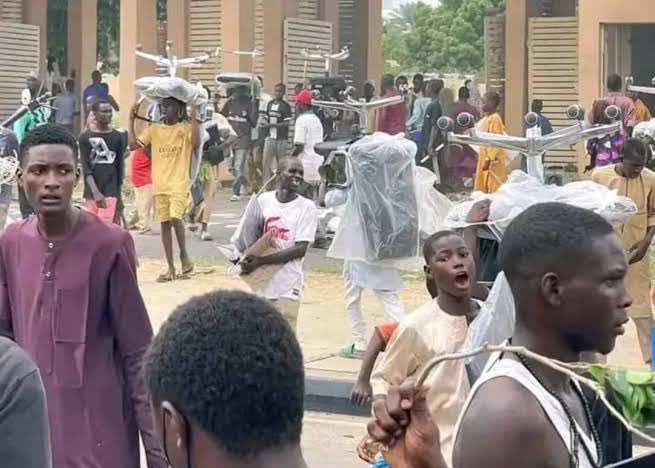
[53,93,77,125]
[0,336,52,468]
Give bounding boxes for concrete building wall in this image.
[577,0,655,110]
[119,0,157,127]
[68,0,97,97]
[504,0,528,135]
[16,0,382,124]
[22,0,46,75]
[506,0,655,129]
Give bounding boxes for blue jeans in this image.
[231,147,249,195]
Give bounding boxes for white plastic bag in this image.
[465,272,516,379]
[230,195,264,253]
[324,188,348,208]
[328,133,419,263]
[443,170,637,235]
[134,76,208,105]
[414,166,453,236]
[634,119,655,139]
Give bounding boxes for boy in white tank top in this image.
[368,203,632,468]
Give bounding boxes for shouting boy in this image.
[367,230,482,466]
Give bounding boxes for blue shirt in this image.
[82,84,108,109]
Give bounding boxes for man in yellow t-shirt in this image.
[128,96,200,282]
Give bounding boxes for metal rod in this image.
[310,95,404,135]
[442,107,622,183]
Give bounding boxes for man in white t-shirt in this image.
[240,157,318,331]
[292,89,324,192]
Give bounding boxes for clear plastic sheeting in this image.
[134,77,208,105]
[230,195,264,254]
[324,188,348,208]
[443,171,637,237]
[414,166,453,237]
[634,119,655,139]
[328,133,419,263]
[465,272,516,380]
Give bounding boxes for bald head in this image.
[277,157,303,174]
[277,157,304,193]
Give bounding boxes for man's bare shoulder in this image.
[453,376,554,468]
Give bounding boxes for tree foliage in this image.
[97,0,167,75]
[383,0,505,75]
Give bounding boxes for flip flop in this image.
[339,344,365,360]
[181,264,194,276]
[156,271,175,283]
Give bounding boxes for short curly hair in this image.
[499,202,614,286]
[19,123,78,166]
[144,290,304,457]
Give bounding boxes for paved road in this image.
[6,189,342,271]
[302,411,369,468]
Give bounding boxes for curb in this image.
[304,375,371,417]
[304,375,655,449]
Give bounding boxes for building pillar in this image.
[221,0,256,72]
[504,0,528,135]
[352,0,382,91]
[261,0,299,91]
[23,0,47,77]
[319,0,340,68]
[167,0,188,78]
[119,0,157,127]
[68,0,97,96]
[366,0,383,87]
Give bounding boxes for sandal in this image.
[339,344,366,360]
[156,271,175,283]
[181,263,194,276]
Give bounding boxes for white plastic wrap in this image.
[324,188,348,208]
[634,119,655,139]
[465,272,516,379]
[134,77,208,105]
[414,167,453,236]
[327,133,419,263]
[230,195,264,253]
[443,170,637,236]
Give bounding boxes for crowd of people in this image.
[0,64,655,468]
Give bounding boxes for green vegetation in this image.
[589,365,655,429]
[383,0,505,75]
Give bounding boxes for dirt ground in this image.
[138,259,648,373]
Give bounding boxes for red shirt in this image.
[376,89,407,135]
[131,148,151,187]
[377,321,399,344]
